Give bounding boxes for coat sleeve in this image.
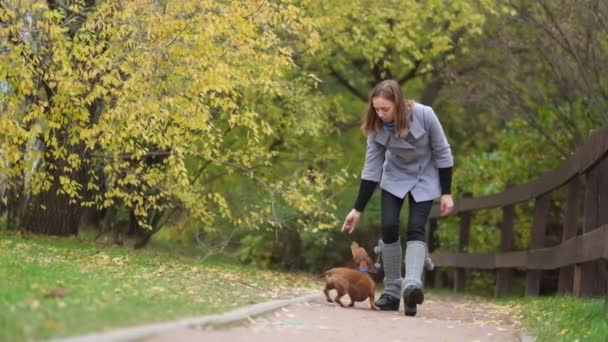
[361,133,386,182]
[424,106,454,168]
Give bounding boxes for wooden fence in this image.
[427,124,608,303]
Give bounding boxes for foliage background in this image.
[1,0,607,293]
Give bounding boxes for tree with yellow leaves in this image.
[0,0,343,242]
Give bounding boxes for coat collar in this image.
[374,113,426,147]
[409,114,425,140]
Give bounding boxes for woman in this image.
[342,79,454,316]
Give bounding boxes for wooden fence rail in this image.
[428,125,608,218]
[427,123,608,303]
[431,224,608,269]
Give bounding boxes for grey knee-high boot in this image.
[402,240,427,316]
[380,239,402,300]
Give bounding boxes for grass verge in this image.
[426,286,607,341]
[500,295,607,341]
[0,231,321,341]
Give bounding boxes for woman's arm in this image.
[343,134,386,233]
[425,106,455,215]
[361,133,386,183]
[353,179,377,212]
[357,133,385,211]
[439,167,454,216]
[438,166,452,195]
[424,106,454,169]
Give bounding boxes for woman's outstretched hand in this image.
[440,194,454,216]
[341,209,361,234]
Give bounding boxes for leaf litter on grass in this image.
[1,232,321,340]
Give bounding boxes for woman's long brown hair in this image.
[361,79,413,138]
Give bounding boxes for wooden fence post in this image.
[526,192,551,296]
[597,158,608,302]
[577,166,600,297]
[496,201,515,297]
[455,193,472,292]
[558,175,582,294]
[426,218,439,288]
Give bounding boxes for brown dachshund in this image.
[323,242,379,310]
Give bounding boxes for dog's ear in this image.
[353,246,377,273]
[352,248,363,267]
[362,250,377,273]
[350,242,361,259]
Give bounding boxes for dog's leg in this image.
[334,288,347,308]
[335,296,347,308]
[348,300,355,307]
[323,286,333,303]
[369,293,380,310]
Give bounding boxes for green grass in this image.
[0,231,321,341]
[426,285,607,341]
[4,229,606,342]
[499,295,608,341]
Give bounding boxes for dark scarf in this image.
[384,121,395,133]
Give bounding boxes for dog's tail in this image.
[323,268,335,279]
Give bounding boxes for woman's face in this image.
[372,96,395,123]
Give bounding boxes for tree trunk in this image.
[21,133,89,236]
[8,3,109,236]
[21,164,86,236]
[420,76,444,106]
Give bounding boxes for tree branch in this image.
[537,1,594,97]
[47,0,87,20]
[397,59,422,85]
[328,65,368,102]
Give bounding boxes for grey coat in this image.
[361,102,453,202]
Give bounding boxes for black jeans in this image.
[381,190,433,244]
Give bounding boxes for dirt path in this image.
[143,293,525,342]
